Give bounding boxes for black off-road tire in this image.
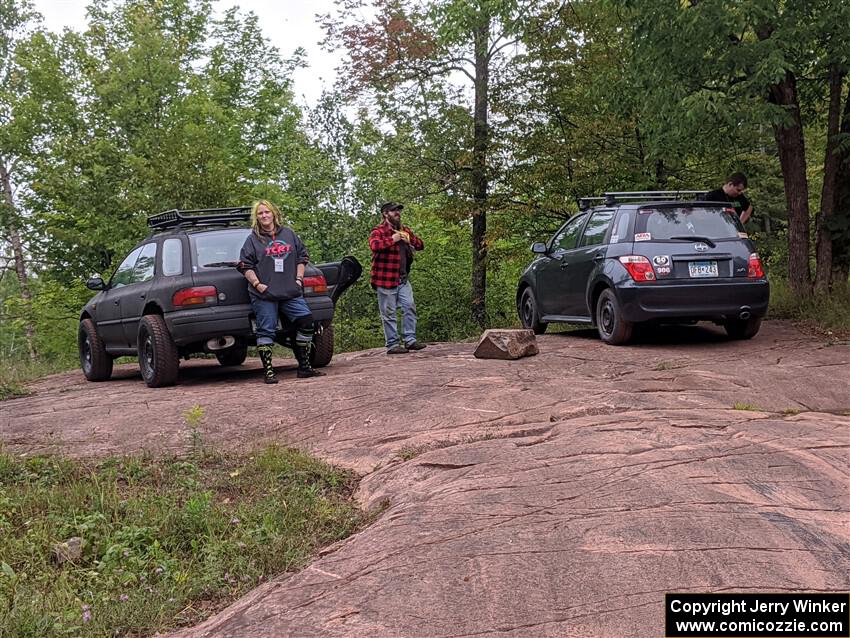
[215,344,248,367]
[79,318,114,381]
[519,288,547,335]
[596,289,633,345]
[310,323,334,368]
[724,316,762,340]
[137,314,179,387]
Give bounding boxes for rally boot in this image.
[257,344,278,384]
[294,343,325,379]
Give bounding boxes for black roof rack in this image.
[147,207,252,230]
[580,190,707,209]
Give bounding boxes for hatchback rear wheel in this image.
[596,289,633,345]
[311,322,334,368]
[519,288,547,335]
[138,315,179,387]
[724,316,762,340]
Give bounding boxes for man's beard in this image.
[388,216,401,229]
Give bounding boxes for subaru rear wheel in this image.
[137,315,179,387]
[596,289,633,345]
[519,288,547,335]
[311,322,334,368]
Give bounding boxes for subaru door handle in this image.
[139,293,146,299]
[593,255,604,262]
[560,262,569,269]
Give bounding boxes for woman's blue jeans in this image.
[251,296,312,345]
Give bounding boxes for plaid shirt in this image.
[369,221,424,288]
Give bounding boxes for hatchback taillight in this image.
[747,253,765,278]
[302,275,328,294]
[173,286,217,307]
[619,256,656,282]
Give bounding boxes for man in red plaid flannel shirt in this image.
[370,202,427,354]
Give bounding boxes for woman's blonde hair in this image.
[250,200,284,236]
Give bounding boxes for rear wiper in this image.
[201,261,239,268]
[668,236,716,248]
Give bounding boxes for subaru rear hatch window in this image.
[635,205,741,241]
[191,228,251,270]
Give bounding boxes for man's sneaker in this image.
[405,341,427,351]
[387,345,408,355]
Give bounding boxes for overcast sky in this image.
[31,0,345,106]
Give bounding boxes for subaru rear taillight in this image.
[618,255,656,282]
[748,253,765,278]
[302,275,328,294]
[172,286,217,307]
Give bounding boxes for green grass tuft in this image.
[733,402,761,411]
[0,446,370,637]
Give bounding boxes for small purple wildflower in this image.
[122,549,130,557]
[230,517,240,525]
[155,566,164,575]
[119,594,129,602]
[82,609,92,623]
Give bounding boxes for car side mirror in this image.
[86,277,106,291]
[531,242,547,254]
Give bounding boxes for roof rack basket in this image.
[580,190,707,209]
[147,207,252,230]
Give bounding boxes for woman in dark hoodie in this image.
[238,200,323,383]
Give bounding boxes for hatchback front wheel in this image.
[596,289,633,345]
[519,288,547,335]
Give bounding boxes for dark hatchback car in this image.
[517,191,769,344]
[79,208,361,387]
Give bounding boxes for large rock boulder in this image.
[473,329,539,360]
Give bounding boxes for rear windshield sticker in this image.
[653,255,670,266]
[639,209,655,215]
[635,232,651,241]
[738,232,748,238]
[611,234,619,243]
[655,265,671,275]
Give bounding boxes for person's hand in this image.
[391,232,403,243]
[398,230,410,243]
[295,276,304,288]
[256,283,269,293]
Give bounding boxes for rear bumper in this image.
[165,296,335,347]
[617,279,770,322]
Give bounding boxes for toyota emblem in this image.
[694,242,709,252]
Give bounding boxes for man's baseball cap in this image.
[380,202,404,214]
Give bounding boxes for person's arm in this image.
[403,226,424,251]
[238,239,267,292]
[370,227,399,252]
[739,194,753,224]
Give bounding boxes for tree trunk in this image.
[814,65,846,292]
[0,157,37,360]
[769,72,812,295]
[831,87,850,288]
[470,15,490,330]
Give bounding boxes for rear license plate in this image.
[688,261,718,278]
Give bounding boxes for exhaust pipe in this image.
[206,336,235,351]
[738,309,751,320]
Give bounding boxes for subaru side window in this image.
[161,238,183,276]
[130,243,157,284]
[580,209,616,247]
[550,214,587,252]
[611,209,631,243]
[110,247,143,288]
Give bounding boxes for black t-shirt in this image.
[704,188,751,219]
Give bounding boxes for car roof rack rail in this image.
[601,190,707,206]
[147,207,252,230]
